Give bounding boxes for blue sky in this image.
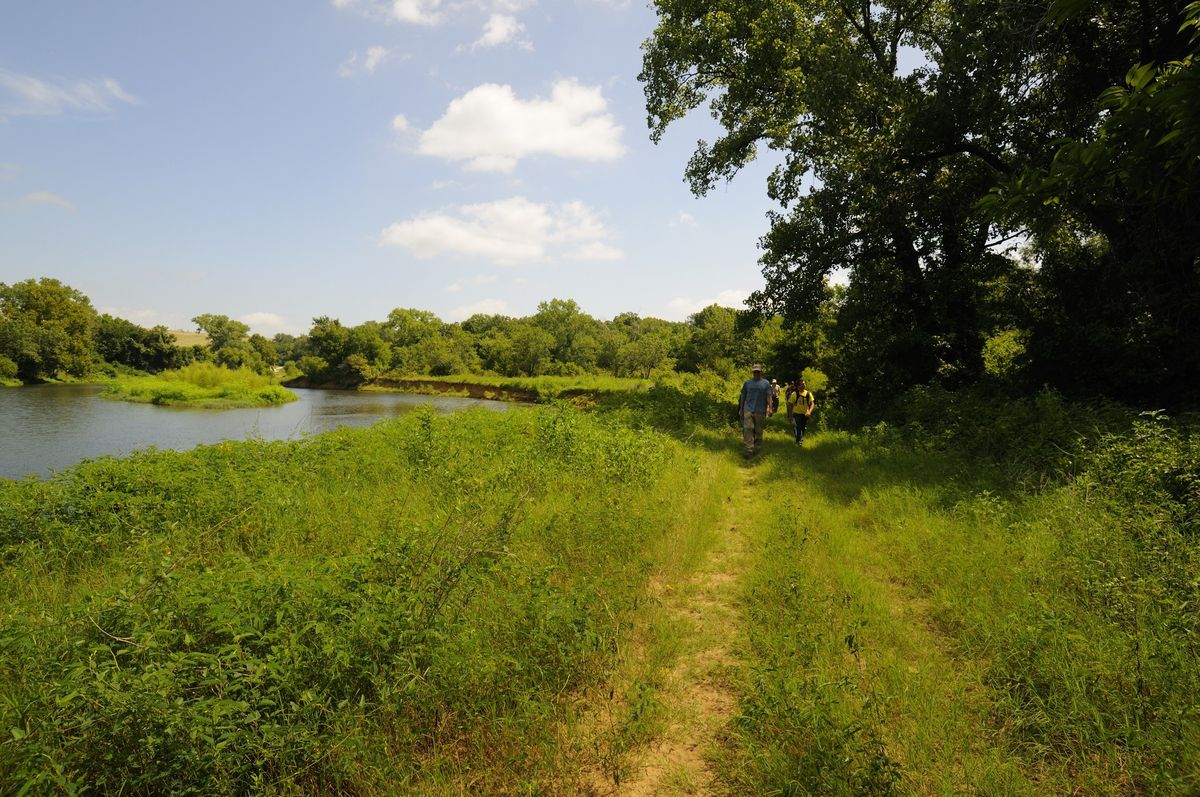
[1,1,783,336]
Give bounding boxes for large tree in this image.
[0,278,98,380]
[642,0,1200,406]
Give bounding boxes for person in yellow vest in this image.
[785,378,815,445]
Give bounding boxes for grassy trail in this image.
[612,458,754,795]
[605,424,1051,796]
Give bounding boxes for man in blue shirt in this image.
[737,364,772,458]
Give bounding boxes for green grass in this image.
[102,362,297,408]
[713,413,1200,795]
[0,403,729,795]
[4,375,1197,794]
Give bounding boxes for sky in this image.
[0,1,786,336]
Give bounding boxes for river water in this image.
[0,384,512,480]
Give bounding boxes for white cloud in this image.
[380,196,621,265]
[239,312,294,336]
[416,79,624,172]
[0,69,138,117]
[391,0,443,24]
[472,13,531,49]
[338,45,395,77]
[446,274,499,292]
[391,114,411,133]
[665,289,749,319]
[447,297,510,321]
[332,0,442,24]
[671,211,698,228]
[5,191,75,210]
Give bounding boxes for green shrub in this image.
[0,354,18,381]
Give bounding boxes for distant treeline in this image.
[0,278,803,387]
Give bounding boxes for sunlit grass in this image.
[0,403,730,794]
[102,362,296,407]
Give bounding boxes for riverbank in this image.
[287,373,660,405]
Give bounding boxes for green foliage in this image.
[0,407,701,794]
[103,363,297,408]
[981,328,1028,381]
[0,277,98,381]
[0,354,17,383]
[96,315,187,373]
[641,0,1200,408]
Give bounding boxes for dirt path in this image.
[608,464,755,796]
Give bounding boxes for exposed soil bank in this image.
[285,376,543,403]
[369,378,540,403]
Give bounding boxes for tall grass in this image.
[0,405,722,794]
[717,399,1200,794]
[103,362,296,407]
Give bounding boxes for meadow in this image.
[1,379,1197,795]
[102,362,297,408]
[0,400,729,794]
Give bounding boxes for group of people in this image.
[736,364,815,459]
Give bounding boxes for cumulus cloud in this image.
[415,79,624,172]
[239,312,294,336]
[380,196,622,265]
[0,69,138,117]
[338,45,395,77]
[472,13,531,49]
[665,289,749,319]
[447,297,511,321]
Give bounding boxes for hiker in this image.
[768,378,780,416]
[737,364,772,458]
[785,378,816,445]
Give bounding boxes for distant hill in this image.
[170,330,210,347]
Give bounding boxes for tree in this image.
[983,0,1200,400]
[0,278,98,380]
[642,0,1200,406]
[96,315,184,372]
[680,304,739,374]
[532,299,603,372]
[617,329,675,377]
[508,323,555,376]
[191,314,250,353]
[305,316,350,368]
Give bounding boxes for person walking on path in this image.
[738,365,773,459]
[768,379,780,416]
[785,378,816,445]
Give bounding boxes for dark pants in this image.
[793,413,809,443]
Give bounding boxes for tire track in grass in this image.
[597,457,755,796]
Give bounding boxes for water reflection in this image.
[0,385,512,480]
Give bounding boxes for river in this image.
[0,384,513,480]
